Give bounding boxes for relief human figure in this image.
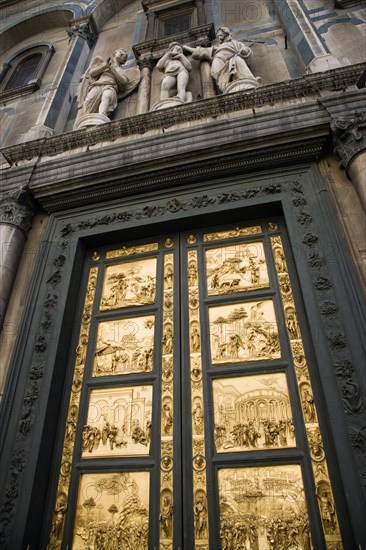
[183,27,260,94]
[160,495,174,538]
[75,48,140,123]
[194,496,208,539]
[162,402,173,435]
[301,386,316,423]
[156,42,192,102]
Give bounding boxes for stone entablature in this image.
[1,62,364,166]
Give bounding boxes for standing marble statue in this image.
[74,48,140,129]
[156,42,192,103]
[184,27,261,94]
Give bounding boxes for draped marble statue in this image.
[184,27,261,94]
[74,48,140,129]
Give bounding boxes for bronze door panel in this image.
[47,222,343,549]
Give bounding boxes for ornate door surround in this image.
[46,218,344,550]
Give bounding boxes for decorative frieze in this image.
[2,63,364,166]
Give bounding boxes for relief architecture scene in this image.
[0,0,365,549]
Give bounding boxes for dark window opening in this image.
[164,15,190,36]
[3,53,42,91]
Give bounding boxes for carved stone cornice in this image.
[0,187,35,233]
[133,23,215,60]
[335,0,363,7]
[39,138,326,212]
[1,62,365,166]
[331,113,366,172]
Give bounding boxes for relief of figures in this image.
[100,258,157,310]
[205,243,269,295]
[300,383,317,423]
[209,300,281,364]
[213,374,295,452]
[285,306,301,340]
[160,489,174,539]
[72,472,149,550]
[93,316,154,376]
[161,397,173,437]
[316,481,339,535]
[81,387,152,457]
[194,490,208,540]
[218,465,312,550]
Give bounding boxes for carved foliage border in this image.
[0,178,365,545]
[291,179,366,491]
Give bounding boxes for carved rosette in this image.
[159,251,175,546]
[331,113,366,172]
[0,188,35,234]
[271,235,343,547]
[187,246,209,547]
[48,266,98,548]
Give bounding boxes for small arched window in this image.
[3,53,42,91]
[0,44,54,101]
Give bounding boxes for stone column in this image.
[137,58,153,114]
[0,188,35,329]
[331,114,366,211]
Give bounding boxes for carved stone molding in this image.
[133,23,215,61]
[0,187,35,233]
[2,62,364,166]
[331,113,366,172]
[291,179,366,492]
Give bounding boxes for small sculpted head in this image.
[113,48,128,64]
[216,26,231,42]
[169,41,183,55]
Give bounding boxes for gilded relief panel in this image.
[213,373,295,452]
[72,472,150,549]
[106,243,158,259]
[205,242,269,296]
[209,300,281,364]
[100,257,157,310]
[82,386,153,457]
[203,225,262,242]
[188,247,209,549]
[218,465,312,550]
[93,315,155,376]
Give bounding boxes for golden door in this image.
[47,220,343,549]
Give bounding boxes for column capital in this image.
[0,187,36,234]
[137,57,155,71]
[67,16,97,48]
[331,113,366,172]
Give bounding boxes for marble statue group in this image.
[74,27,261,128]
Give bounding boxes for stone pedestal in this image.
[0,188,35,329]
[74,113,110,130]
[225,77,261,94]
[151,96,191,111]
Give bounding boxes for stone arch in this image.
[0,7,82,56]
[87,0,138,30]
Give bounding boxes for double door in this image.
[47,219,343,549]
